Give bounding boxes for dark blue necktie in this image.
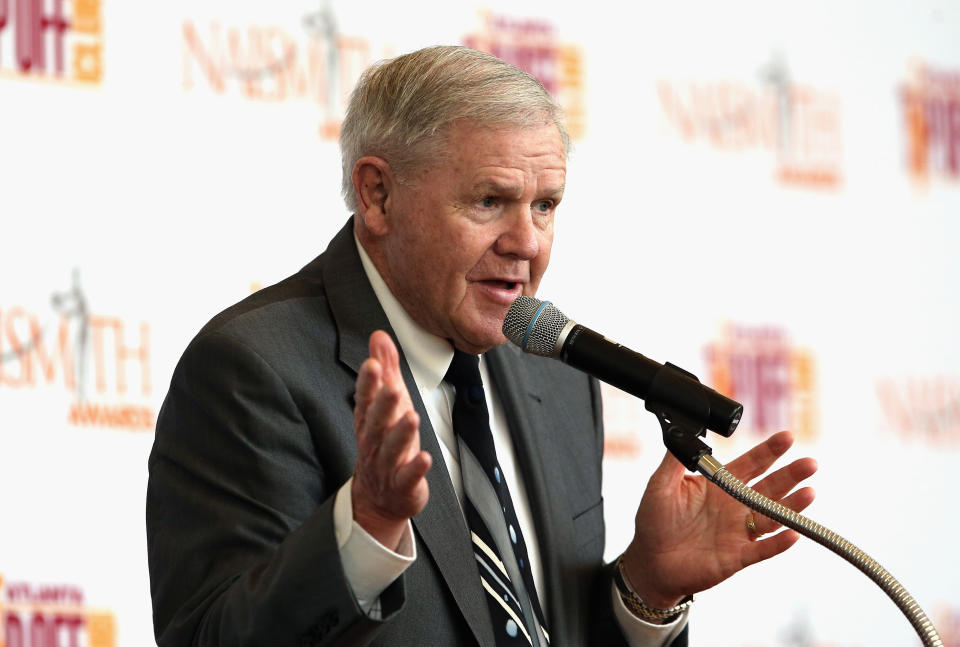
[444,350,548,646]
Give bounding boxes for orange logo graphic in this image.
[463,10,587,139]
[900,63,960,184]
[181,5,393,140]
[658,54,842,188]
[0,0,102,84]
[875,375,960,447]
[0,271,154,431]
[0,575,116,647]
[704,323,818,441]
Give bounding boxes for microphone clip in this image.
[654,410,714,472]
[645,362,714,471]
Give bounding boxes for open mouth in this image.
[475,279,523,304]
[483,280,517,290]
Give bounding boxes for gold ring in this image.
[745,512,760,536]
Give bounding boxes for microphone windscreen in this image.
[502,296,569,357]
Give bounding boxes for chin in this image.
[456,326,508,355]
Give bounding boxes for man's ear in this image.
[352,156,395,236]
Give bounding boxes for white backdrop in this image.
[2,1,959,645]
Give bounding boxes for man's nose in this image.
[494,207,540,260]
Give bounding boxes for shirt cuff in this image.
[611,581,689,647]
[333,477,416,616]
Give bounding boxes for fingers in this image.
[746,486,816,537]
[363,382,406,444]
[351,331,431,545]
[355,331,412,441]
[750,456,818,504]
[774,486,816,519]
[396,450,433,493]
[369,330,402,389]
[370,410,430,505]
[378,409,421,466]
[357,408,427,489]
[354,331,418,460]
[739,452,817,537]
[353,357,382,430]
[743,528,801,566]
[725,430,796,484]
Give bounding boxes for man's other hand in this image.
[622,430,817,609]
[351,330,432,551]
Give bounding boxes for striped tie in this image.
[444,350,548,646]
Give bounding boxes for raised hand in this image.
[621,431,817,609]
[351,330,432,551]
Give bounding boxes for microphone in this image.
[502,296,742,437]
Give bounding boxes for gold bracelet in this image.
[613,556,694,623]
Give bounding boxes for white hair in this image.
[339,45,570,213]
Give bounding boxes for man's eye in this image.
[480,196,497,208]
[536,200,553,212]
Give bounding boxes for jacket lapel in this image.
[321,220,495,647]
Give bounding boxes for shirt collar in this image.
[354,233,453,393]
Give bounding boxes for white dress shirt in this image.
[331,236,687,645]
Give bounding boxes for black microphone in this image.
[502,296,742,437]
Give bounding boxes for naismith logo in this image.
[0,575,116,647]
[181,4,392,139]
[703,323,818,441]
[0,271,154,431]
[876,374,960,447]
[658,53,843,188]
[0,0,103,83]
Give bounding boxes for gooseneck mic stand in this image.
[650,370,944,647]
[503,296,944,646]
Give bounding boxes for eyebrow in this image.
[473,180,522,196]
[472,180,566,199]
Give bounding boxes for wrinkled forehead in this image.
[420,121,567,194]
[438,119,565,162]
[430,117,568,161]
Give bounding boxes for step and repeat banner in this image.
[2,1,958,645]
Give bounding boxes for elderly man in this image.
[147,46,816,647]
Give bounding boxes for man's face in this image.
[377,120,566,354]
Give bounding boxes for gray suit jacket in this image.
[146,219,687,646]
